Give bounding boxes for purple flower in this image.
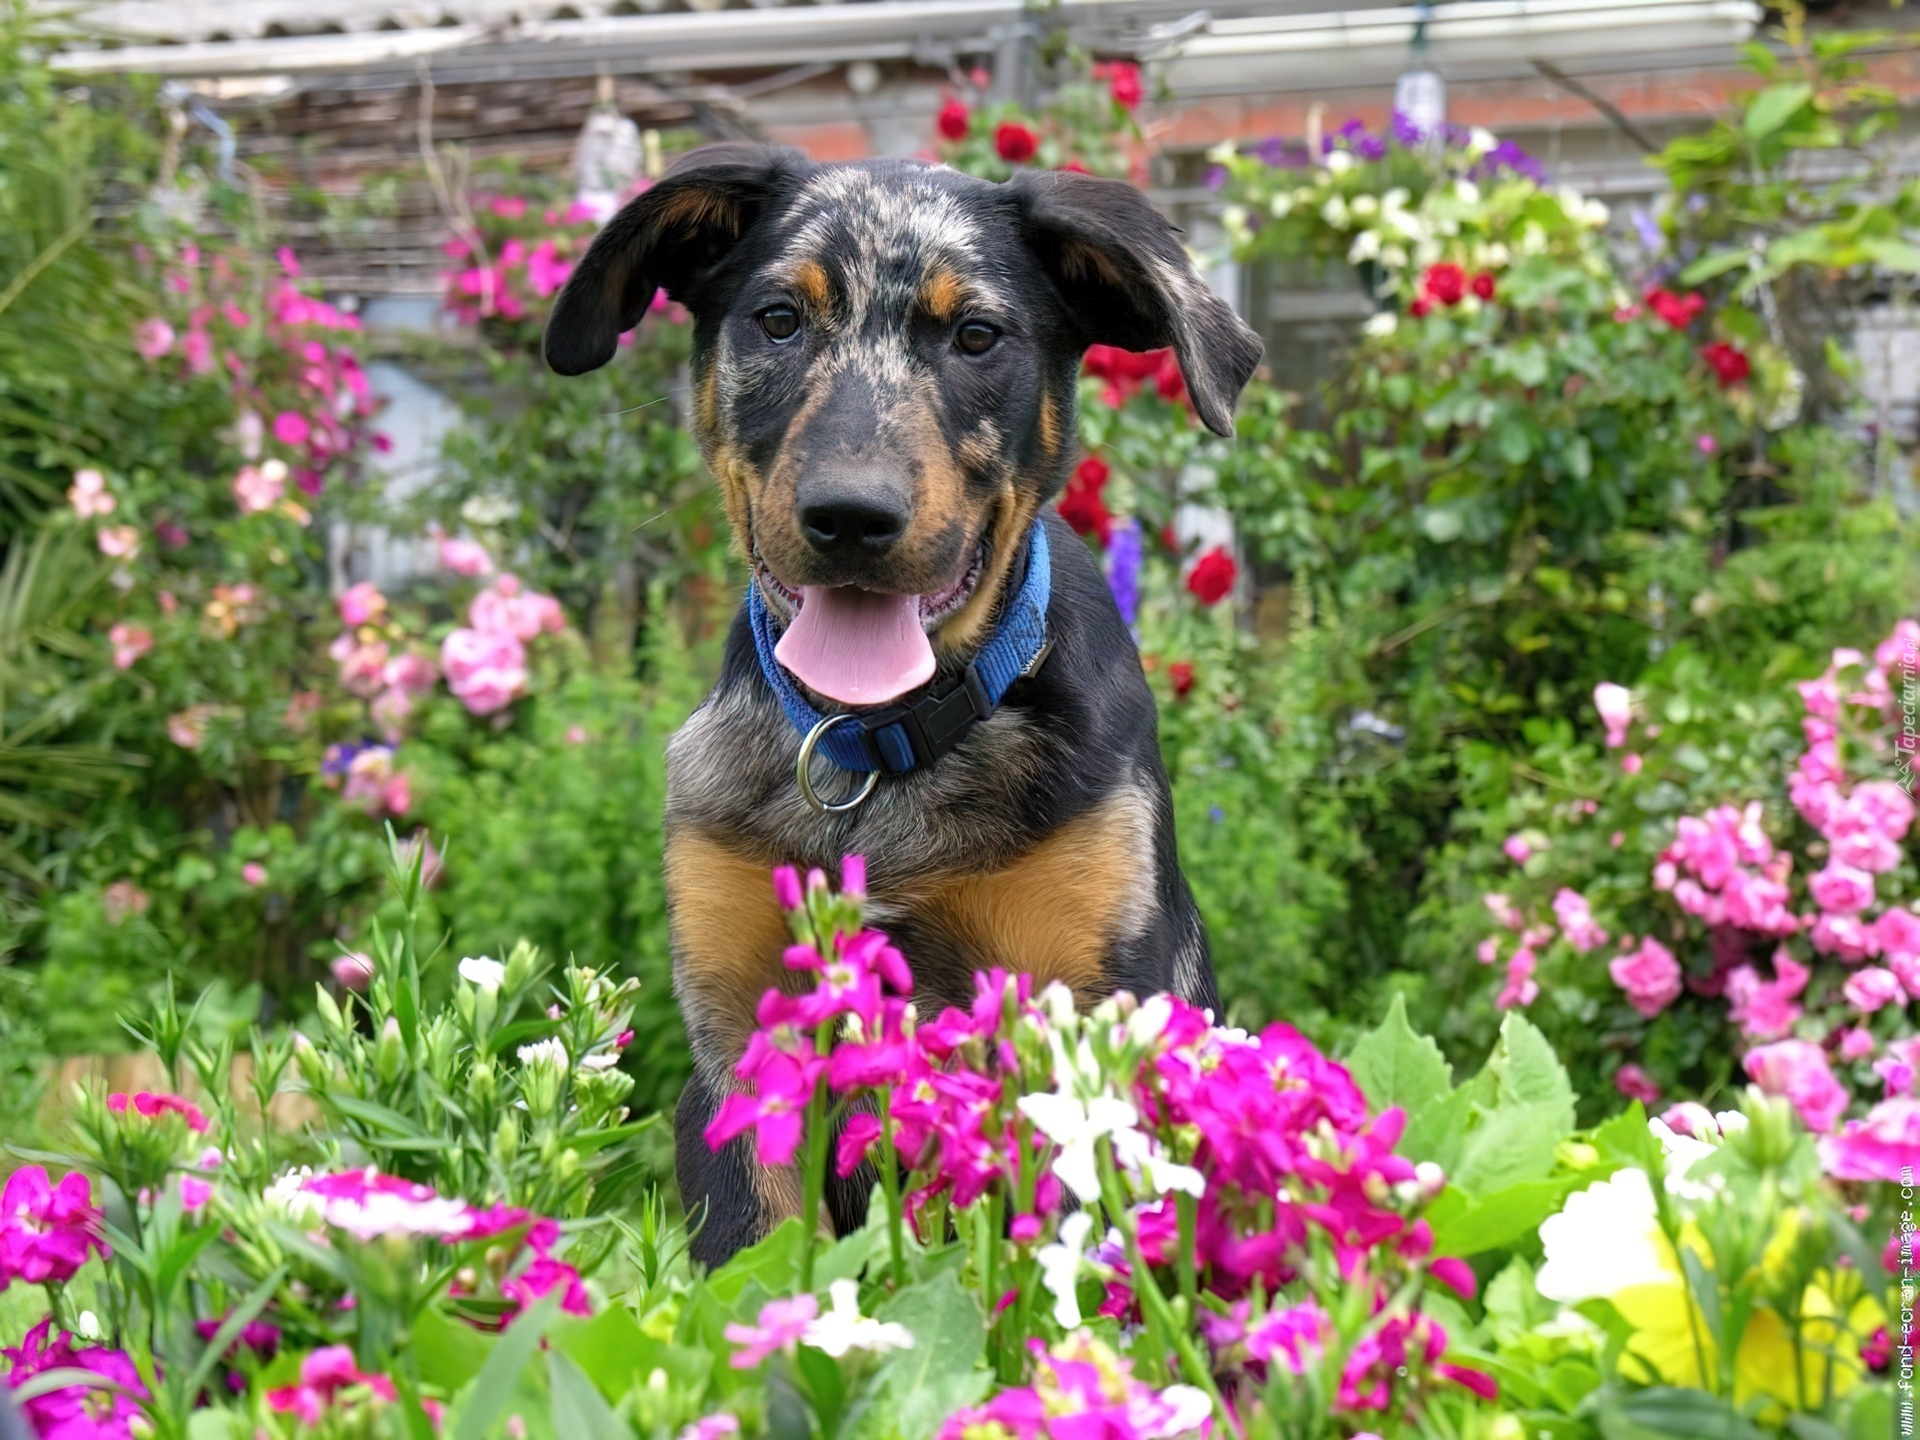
[0,1167,108,1290]
[1479,139,1544,182]
[1107,517,1142,628]
[1204,165,1228,191]
[2,1320,148,1439]
[1254,136,1292,167]
[1355,134,1387,161]
[1630,207,1665,254]
[1389,109,1426,147]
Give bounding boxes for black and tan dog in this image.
[543,143,1261,1266]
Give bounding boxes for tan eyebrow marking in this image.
[918,266,966,324]
[791,259,831,309]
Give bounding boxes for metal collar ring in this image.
[797,713,881,815]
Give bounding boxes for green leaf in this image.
[8,1366,133,1404]
[452,1290,561,1440]
[414,1306,497,1393]
[324,1093,437,1139]
[1430,1173,1596,1257]
[1744,83,1813,140]
[551,1305,650,1399]
[1451,1102,1571,1194]
[874,1272,993,1440]
[547,1350,629,1440]
[707,1218,805,1312]
[1346,993,1455,1119]
[1613,1386,1767,1439]
[1486,1012,1577,1116]
[1679,248,1751,286]
[1860,237,1920,273]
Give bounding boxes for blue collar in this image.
[747,518,1052,776]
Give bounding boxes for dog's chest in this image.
[663,678,1160,1005]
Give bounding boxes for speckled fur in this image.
[544,146,1261,1266]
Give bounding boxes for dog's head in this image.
[545,145,1261,706]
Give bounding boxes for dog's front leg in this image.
[665,830,813,1267]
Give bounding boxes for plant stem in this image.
[879,1089,906,1289]
[1176,1192,1199,1315]
[798,1022,834,1293]
[1095,1144,1235,1436]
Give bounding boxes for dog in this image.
[544,143,1262,1266]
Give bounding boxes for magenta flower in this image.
[0,1167,108,1289]
[1809,861,1876,916]
[1843,965,1904,1015]
[107,1091,209,1132]
[1609,937,1681,1019]
[1502,834,1532,865]
[705,1050,821,1166]
[1495,948,1537,1010]
[725,1293,819,1368]
[1551,888,1608,953]
[1819,1096,1920,1182]
[772,865,804,911]
[1245,1299,1328,1373]
[299,1168,475,1241]
[1613,1064,1661,1105]
[267,1345,397,1426]
[679,1415,742,1440]
[439,535,493,577]
[271,411,312,447]
[2,1320,147,1439]
[1592,682,1632,747]
[1744,1039,1850,1133]
[503,1254,592,1320]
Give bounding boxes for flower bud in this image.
[314,984,344,1035]
[469,1056,496,1107]
[503,939,539,995]
[1731,1086,1798,1170]
[840,854,866,898]
[374,1016,405,1083]
[493,1111,519,1163]
[293,1032,328,1089]
[772,865,803,911]
[1413,1161,1447,1201]
[517,1037,568,1119]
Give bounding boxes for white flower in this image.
[460,956,507,991]
[1325,150,1354,175]
[1648,1119,1717,1200]
[1581,199,1611,228]
[1037,1210,1094,1326]
[1040,982,1077,1031]
[1126,994,1174,1047]
[1380,243,1408,269]
[1347,230,1382,264]
[1320,195,1350,228]
[1349,193,1378,219]
[803,1279,914,1358]
[76,1311,102,1341]
[1220,205,1249,240]
[1453,179,1480,206]
[1715,1109,1750,1135]
[264,1167,322,1226]
[1268,192,1293,218]
[1132,1384,1213,1440]
[1468,126,1498,155]
[1535,1168,1671,1304]
[1018,1091,1140,1201]
[517,1038,569,1069]
[1206,139,1236,164]
[577,1051,622,1072]
[1363,312,1399,339]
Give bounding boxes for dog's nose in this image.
[797,485,908,555]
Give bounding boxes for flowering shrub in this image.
[933,55,1143,181]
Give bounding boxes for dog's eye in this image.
[955,321,998,356]
[759,306,800,342]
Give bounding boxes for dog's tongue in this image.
[775,586,935,706]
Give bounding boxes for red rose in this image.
[1644,287,1705,330]
[1408,296,1432,319]
[1060,455,1113,542]
[1059,158,1091,174]
[1421,262,1465,307]
[1470,271,1496,300]
[1698,340,1750,387]
[995,122,1039,164]
[1169,660,1195,698]
[1154,350,1186,402]
[1185,546,1236,605]
[937,99,970,142]
[1099,61,1144,110]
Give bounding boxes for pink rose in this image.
[1744,1039,1850,1133]
[67,468,116,520]
[272,411,312,447]
[1495,948,1538,1010]
[338,580,387,627]
[241,862,268,887]
[1874,618,1920,672]
[134,317,175,361]
[1613,1064,1661,1105]
[1502,835,1532,865]
[233,459,287,514]
[1843,966,1904,1015]
[1875,906,1920,964]
[1593,682,1632,748]
[336,640,390,698]
[1810,911,1879,963]
[1552,888,1608,954]
[1838,1027,1877,1062]
[382,652,438,695]
[439,536,493,577]
[1726,949,1809,1041]
[1609,937,1681,1019]
[97,525,140,559]
[440,626,528,716]
[1818,1096,1920,1182]
[1619,752,1644,775]
[1809,862,1876,916]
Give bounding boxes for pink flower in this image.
[167,704,217,749]
[272,411,311,447]
[0,1167,108,1289]
[1726,950,1809,1040]
[134,317,174,360]
[1620,752,1644,775]
[705,1050,820,1166]
[1482,892,1523,930]
[337,580,387,627]
[1245,1300,1329,1373]
[102,880,148,926]
[1811,911,1879,963]
[107,1090,209,1132]
[470,576,565,640]
[1,1321,146,1438]
[503,1254,592,1320]
[331,953,375,991]
[524,239,573,298]
[680,1416,742,1440]
[1613,1064,1662,1105]
[1593,682,1632,747]
[440,626,529,716]
[1818,1096,1920,1182]
[300,1168,476,1241]
[241,861,268,887]
[333,638,390,698]
[382,652,438,696]
[1844,966,1904,1014]
[1877,907,1920,967]
[1502,835,1532,865]
[1744,1039,1850,1133]
[1839,1027,1878,1062]
[267,1345,398,1426]
[1609,937,1681,1019]
[725,1293,819,1368]
[108,623,152,670]
[1809,862,1876,916]
[96,525,140,559]
[1496,948,1538,1010]
[439,535,494,577]
[565,724,588,744]
[232,461,285,514]
[67,468,116,520]
[1875,618,1920,672]
[1551,888,1608,953]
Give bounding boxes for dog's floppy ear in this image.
[544,142,809,376]
[1008,168,1262,436]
